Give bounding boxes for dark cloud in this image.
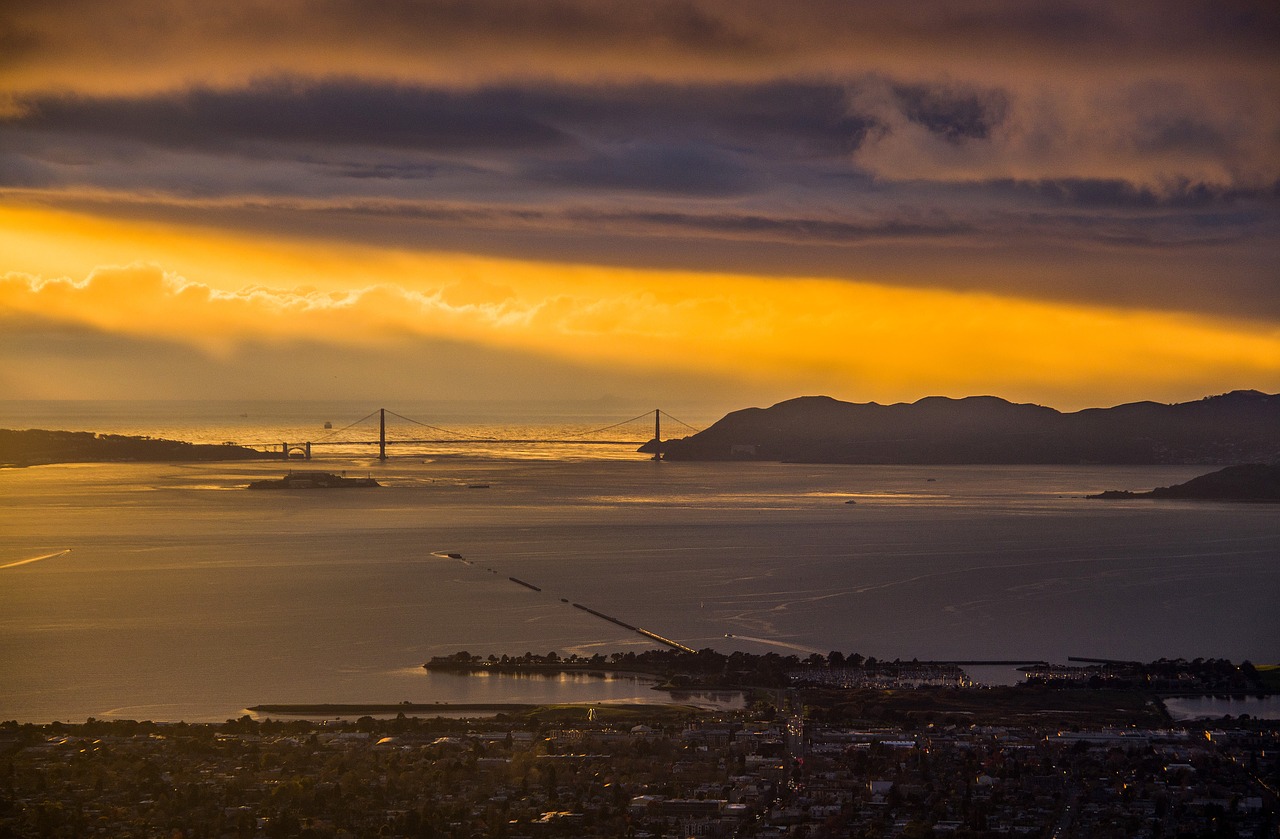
[6,81,570,153]
[892,84,1008,143]
[323,161,445,181]
[0,78,882,201]
[993,178,1280,210]
[564,208,971,243]
[3,79,875,162]
[529,143,755,196]
[1,1,1275,326]
[164,198,971,244]
[304,0,763,58]
[1134,116,1228,156]
[538,82,875,158]
[6,0,1278,92]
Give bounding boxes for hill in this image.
[1090,463,1280,501]
[648,390,1280,465]
[0,428,276,468]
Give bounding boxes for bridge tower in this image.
[379,408,387,461]
[652,409,661,461]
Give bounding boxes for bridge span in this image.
[265,407,698,461]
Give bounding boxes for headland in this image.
[0,428,275,468]
[650,390,1280,464]
[1089,462,1280,501]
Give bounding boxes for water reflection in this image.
[415,671,745,711]
[1163,695,1280,721]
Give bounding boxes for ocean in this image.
[1,401,1277,723]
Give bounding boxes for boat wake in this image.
[722,634,820,654]
[0,549,71,570]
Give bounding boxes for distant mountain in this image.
[647,391,1280,465]
[1090,463,1280,501]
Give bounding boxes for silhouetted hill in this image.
[1090,463,1280,501]
[0,429,277,467]
[649,391,1280,464]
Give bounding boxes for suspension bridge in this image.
[265,408,701,461]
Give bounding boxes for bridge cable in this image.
[311,409,382,443]
[382,409,498,441]
[540,410,661,440]
[303,407,694,447]
[657,410,703,433]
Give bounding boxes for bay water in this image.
[2,401,1276,722]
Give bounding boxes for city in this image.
[3,681,1276,838]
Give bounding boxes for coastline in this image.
[247,702,537,716]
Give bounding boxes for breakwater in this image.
[434,550,696,654]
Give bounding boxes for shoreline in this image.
[422,661,668,682]
[247,702,537,716]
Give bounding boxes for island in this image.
[247,471,379,489]
[1088,462,1280,501]
[647,390,1280,464]
[425,648,1280,695]
[0,428,276,468]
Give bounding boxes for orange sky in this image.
[1,1,1277,410]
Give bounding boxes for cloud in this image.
[4,73,1274,276]
[4,193,1275,323]
[528,143,755,196]
[4,81,570,154]
[990,178,1280,210]
[8,74,1274,192]
[849,78,1279,190]
[891,83,1009,143]
[3,1,1277,96]
[0,0,1276,375]
[2,260,1278,409]
[0,310,741,403]
[0,79,872,168]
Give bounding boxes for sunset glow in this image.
[2,1,1276,409]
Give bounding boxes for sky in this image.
[1,0,1277,411]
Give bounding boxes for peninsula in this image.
[647,390,1280,465]
[425,649,1279,695]
[0,428,275,468]
[1089,462,1280,502]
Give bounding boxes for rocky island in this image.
[647,390,1280,465]
[247,471,379,489]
